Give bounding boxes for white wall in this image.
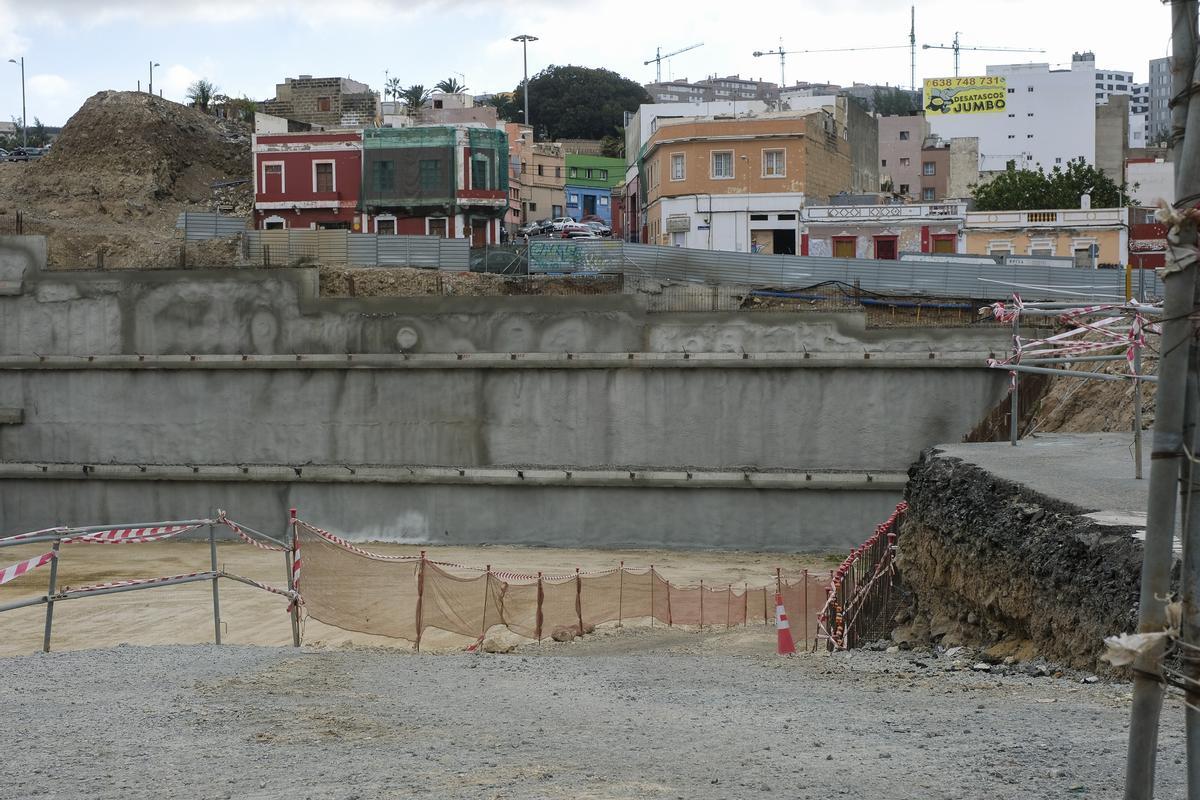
[928,60,1096,173]
[632,100,771,153]
[1127,160,1174,206]
[654,193,803,252]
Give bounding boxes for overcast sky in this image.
[0,0,1175,127]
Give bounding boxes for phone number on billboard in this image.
[926,77,1005,88]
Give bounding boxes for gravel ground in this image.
[0,629,1185,799]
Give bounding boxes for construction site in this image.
[0,46,1196,800]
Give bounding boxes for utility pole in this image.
[1124,2,1200,799]
[910,6,917,92]
[149,60,160,97]
[511,35,537,137]
[7,57,25,148]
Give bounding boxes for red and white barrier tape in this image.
[0,526,70,544]
[295,520,419,562]
[65,523,206,545]
[60,570,215,596]
[224,573,303,606]
[0,550,56,585]
[216,511,286,552]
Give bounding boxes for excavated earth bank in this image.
[893,448,1147,672]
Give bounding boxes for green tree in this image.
[600,128,626,158]
[385,76,401,102]
[971,158,1134,211]
[871,87,918,116]
[487,93,517,122]
[29,117,47,147]
[513,65,650,141]
[435,77,467,94]
[400,84,431,111]
[186,78,218,112]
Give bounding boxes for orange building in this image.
[640,111,853,253]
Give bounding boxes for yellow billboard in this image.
[923,76,1008,115]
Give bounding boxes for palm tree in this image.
[435,77,467,94]
[400,84,431,111]
[385,76,401,102]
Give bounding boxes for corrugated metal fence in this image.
[243,231,469,271]
[528,240,1162,302]
[175,212,249,241]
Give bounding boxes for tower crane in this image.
[922,32,1045,77]
[644,42,704,83]
[752,42,909,90]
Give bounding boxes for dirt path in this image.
[0,541,838,657]
[0,640,1181,799]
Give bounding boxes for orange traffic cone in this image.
[775,592,796,656]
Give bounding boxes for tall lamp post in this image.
[149,61,160,96]
[7,57,25,148]
[511,34,538,136]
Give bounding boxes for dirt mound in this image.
[18,90,249,208]
[1033,351,1158,434]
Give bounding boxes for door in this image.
[773,230,797,255]
[931,234,955,254]
[471,218,487,247]
[832,237,856,258]
[377,218,396,235]
[583,195,597,217]
[262,163,283,195]
[874,236,898,260]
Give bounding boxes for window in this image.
[427,218,448,238]
[314,162,334,193]
[899,157,910,167]
[899,183,910,195]
[1027,112,1034,117]
[419,159,441,192]
[899,130,910,140]
[555,167,561,178]
[471,156,490,190]
[585,169,593,179]
[750,213,769,221]
[568,193,579,205]
[1007,134,1016,139]
[1007,87,1014,94]
[763,149,785,177]
[317,97,332,112]
[1055,157,1063,164]
[596,169,608,180]
[671,153,685,181]
[922,187,936,201]
[1026,134,1034,139]
[599,195,609,206]
[551,204,561,217]
[881,159,887,167]
[832,236,856,258]
[372,160,395,192]
[530,202,538,212]
[568,167,578,179]
[520,161,527,174]
[922,162,935,176]
[537,164,544,177]
[1027,86,1034,92]
[711,151,734,179]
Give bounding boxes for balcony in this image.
[966,208,1128,229]
[804,201,968,222]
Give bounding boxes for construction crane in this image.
[752,42,909,90]
[644,43,704,83]
[922,32,1045,77]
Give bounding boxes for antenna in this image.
[644,42,704,83]
[922,32,1045,77]
[910,6,916,91]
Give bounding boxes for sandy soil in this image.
[0,640,1183,800]
[0,540,838,657]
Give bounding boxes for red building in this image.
[252,130,362,230]
[1129,207,1167,270]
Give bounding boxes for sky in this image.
[0,0,1175,127]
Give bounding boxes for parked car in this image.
[585,221,612,237]
[565,230,600,239]
[546,216,575,232]
[517,221,542,237]
[0,149,8,160]
[560,222,593,238]
[7,147,43,161]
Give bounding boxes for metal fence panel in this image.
[317,230,348,265]
[531,241,1163,301]
[175,212,249,241]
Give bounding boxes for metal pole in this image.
[699,579,704,632]
[617,560,624,627]
[803,568,809,653]
[209,523,221,645]
[1010,315,1020,445]
[415,550,426,652]
[41,540,60,653]
[649,565,654,628]
[1134,340,1144,481]
[522,40,530,135]
[1125,3,1200,794]
[1182,336,1200,799]
[287,508,300,647]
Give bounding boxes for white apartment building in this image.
[1093,64,1135,104]
[928,53,1097,173]
[1147,57,1172,143]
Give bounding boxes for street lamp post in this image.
[149,61,160,96]
[7,57,25,148]
[511,34,538,137]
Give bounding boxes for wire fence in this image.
[817,502,905,650]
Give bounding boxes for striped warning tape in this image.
[65,524,206,545]
[0,550,56,585]
[59,570,215,596]
[0,526,70,544]
[295,520,419,562]
[216,511,286,552]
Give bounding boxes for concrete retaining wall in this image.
[0,236,1011,550]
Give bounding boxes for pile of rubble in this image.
[0,91,251,268]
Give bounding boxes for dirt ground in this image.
[0,541,838,657]
[0,639,1183,800]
